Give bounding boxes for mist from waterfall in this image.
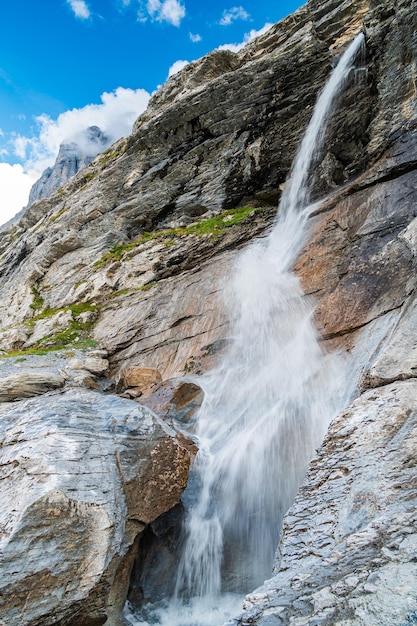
[125,32,364,626]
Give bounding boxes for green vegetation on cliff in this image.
[94,206,261,269]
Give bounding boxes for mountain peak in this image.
[28,125,110,206]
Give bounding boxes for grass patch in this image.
[99,148,121,166]
[29,286,45,311]
[29,301,98,324]
[107,288,131,300]
[79,171,97,186]
[22,301,100,351]
[136,282,156,292]
[94,206,260,269]
[50,205,69,222]
[1,346,72,358]
[1,342,97,359]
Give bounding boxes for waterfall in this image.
[125,32,364,626]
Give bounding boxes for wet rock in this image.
[234,380,417,626]
[127,503,186,607]
[137,377,204,426]
[0,388,192,625]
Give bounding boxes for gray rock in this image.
[0,388,192,625]
[0,371,65,402]
[235,380,417,626]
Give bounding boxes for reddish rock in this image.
[137,377,204,426]
[294,163,417,343]
[117,366,162,395]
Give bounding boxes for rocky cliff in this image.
[0,0,417,624]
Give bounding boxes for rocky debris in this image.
[0,388,193,626]
[68,354,109,374]
[0,351,111,400]
[230,380,417,626]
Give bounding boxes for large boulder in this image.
[0,388,192,626]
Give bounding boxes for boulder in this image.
[0,388,192,625]
[117,366,162,395]
[137,377,204,426]
[0,371,65,402]
[68,355,109,374]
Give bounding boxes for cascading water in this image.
[125,32,365,626]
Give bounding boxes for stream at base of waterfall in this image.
[124,32,365,626]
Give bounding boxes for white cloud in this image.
[0,163,37,225]
[218,22,273,52]
[168,59,189,78]
[12,87,151,177]
[189,32,202,42]
[67,0,91,19]
[0,86,151,225]
[146,0,186,26]
[220,6,249,26]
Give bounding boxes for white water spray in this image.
[125,32,364,626]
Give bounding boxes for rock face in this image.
[0,0,417,623]
[0,388,191,626]
[228,381,417,625]
[28,125,110,205]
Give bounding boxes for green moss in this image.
[107,288,131,300]
[68,302,98,317]
[24,301,100,351]
[29,285,45,311]
[183,357,196,374]
[136,282,156,292]
[29,301,98,323]
[99,149,121,166]
[30,306,65,322]
[50,205,69,222]
[94,206,260,269]
[79,171,97,186]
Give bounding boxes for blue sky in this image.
[0,0,304,224]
